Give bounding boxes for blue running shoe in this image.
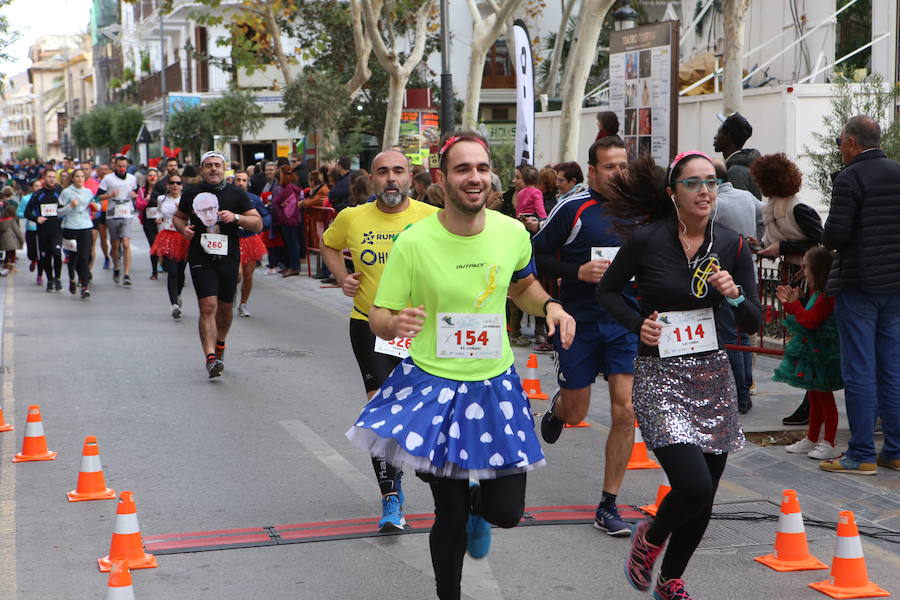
[466,513,491,559]
[466,481,491,559]
[103,257,110,270]
[395,470,405,508]
[594,503,631,537]
[378,495,404,532]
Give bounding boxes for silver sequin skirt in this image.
[633,350,745,454]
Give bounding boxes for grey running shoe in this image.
[206,358,224,378]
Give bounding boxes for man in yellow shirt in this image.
[321,149,437,531]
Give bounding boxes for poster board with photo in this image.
[609,21,679,164]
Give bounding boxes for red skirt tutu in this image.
[150,229,189,262]
[262,230,284,248]
[240,233,268,264]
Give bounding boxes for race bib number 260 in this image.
[436,313,503,359]
[200,233,228,256]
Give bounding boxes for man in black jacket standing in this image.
[820,115,900,475]
[713,112,761,199]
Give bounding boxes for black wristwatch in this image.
[543,298,562,315]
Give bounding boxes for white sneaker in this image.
[786,437,817,454]
[808,441,841,460]
[171,304,182,319]
[265,267,278,275]
[238,303,250,317]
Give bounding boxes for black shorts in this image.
[92,213,106,229]
[349,319,402,392]
[189,256,239,303]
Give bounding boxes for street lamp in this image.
[613,0,639,31]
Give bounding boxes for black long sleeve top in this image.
[778,204,823,256]
[596,216,762,357]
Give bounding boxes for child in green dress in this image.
[774,246,843,459]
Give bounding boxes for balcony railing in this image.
[139,62,183,105]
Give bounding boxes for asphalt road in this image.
[0,224,897,599]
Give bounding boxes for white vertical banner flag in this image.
[513,19,534,166]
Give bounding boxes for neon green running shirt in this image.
[373,210,534,380]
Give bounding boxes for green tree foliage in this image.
[110,105,145,147]
[71,114,91,150]
[0,0,19,94]
[84,105,117,150]
[206,88,265,144]
[804,73,900,203]
[167,104,213,160]
[16,146,39,162]
[289,0,439,146]
[282,69,351,155]
[489,142,516,190]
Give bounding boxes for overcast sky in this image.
[2,0,93,78]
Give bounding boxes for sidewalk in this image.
[511,336,899,562]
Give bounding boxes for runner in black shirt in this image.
[596,152,760,600]
[174,152,262,378]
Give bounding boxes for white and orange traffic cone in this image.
[104,558,136,600]
[0,406,13,432]
[12,404,56,462]
[67,435,116,502]
[809,511,889,599]
[626,420,660,470]
[755,489,828,572]
[522,354,548,400]
[98,491,158,572]
[640,473,671,516]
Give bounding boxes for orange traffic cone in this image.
[640,473,671,516]
[98,491,158,572]
[522,354,548,400]
[809,511,889,598]
[12,405,56,462]
[104,559,136,600]
[627,420,660,469]
[67,435,116,502]
[755,489,828,571]
[0,406,13,432]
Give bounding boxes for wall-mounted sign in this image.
[609,21,679,163]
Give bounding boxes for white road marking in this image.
[279,419,504,599]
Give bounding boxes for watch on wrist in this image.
[543,298,562,315]
[726,285,745,307]
[234,213,240,223]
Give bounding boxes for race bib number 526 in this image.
[374,336,411,358]
[436,313,503,359]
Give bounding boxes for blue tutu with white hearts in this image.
[346,358,546,479]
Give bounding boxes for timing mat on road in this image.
[144,504,645,555]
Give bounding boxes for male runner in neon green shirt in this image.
[346,132,575,600]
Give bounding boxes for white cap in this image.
[200,151,226,165]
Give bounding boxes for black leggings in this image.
[62,228,93,285]
[645,444,728,580]
[163,258,186,305]
[143,225,159,274]
[37,226,62,280]
[423,474,526,600]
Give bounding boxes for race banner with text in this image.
[512,19,535,166]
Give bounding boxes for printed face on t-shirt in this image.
[193,192,220,226]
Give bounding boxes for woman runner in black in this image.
[596,152,761,600]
